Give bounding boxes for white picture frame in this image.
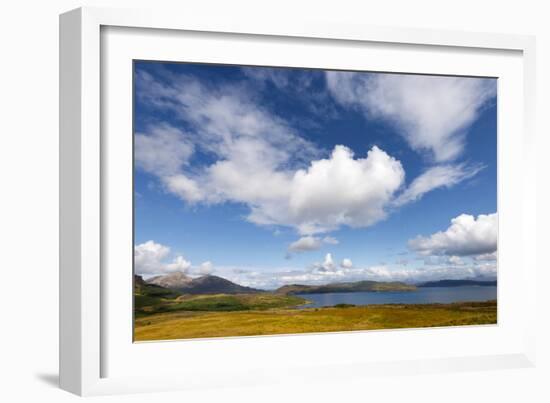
[59,6,537,396]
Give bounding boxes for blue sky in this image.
[133,61,497,289]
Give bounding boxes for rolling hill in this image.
[276,280,416,295]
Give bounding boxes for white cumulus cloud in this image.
[134,240,213,276]
[134,240,192,275]
[193,144,405,236]
[408,213,497,257]
[282,145,405,234]
[134,240,171,274]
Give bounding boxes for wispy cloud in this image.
[325,71,496,162]
[135,124,194,176]
[393,163,485,206]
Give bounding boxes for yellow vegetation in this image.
[134,300,496,341]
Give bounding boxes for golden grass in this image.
[134,300,497,341]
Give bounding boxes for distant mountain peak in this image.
[146,271,193,289]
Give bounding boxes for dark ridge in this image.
[276,280,416,295]
[418,279,497,288]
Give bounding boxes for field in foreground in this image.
[134,299,497,341]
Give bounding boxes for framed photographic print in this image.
[132,60,498,342]
[60,7,537,396]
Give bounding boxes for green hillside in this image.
[276,280,416,295]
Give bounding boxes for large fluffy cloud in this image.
[325,71,496,162]
[408,213,497,256]
[284,145,404,234]
[246,145,405,235]
[183,144,404,236]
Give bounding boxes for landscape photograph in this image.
[133,61,497,341]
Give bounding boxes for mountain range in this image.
[138,271,496,296]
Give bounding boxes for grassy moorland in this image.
[135,288,307,317]
[134,299,497,341]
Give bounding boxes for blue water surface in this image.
[296,286,497,308]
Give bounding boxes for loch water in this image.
[296,285,497,308]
